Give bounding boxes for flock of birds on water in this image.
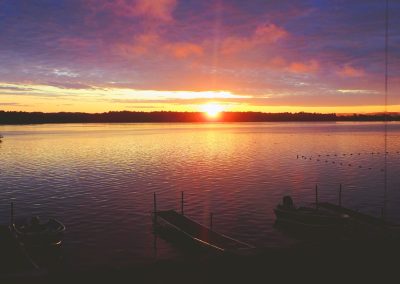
[297,151,400,172]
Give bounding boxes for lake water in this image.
[0,122,399,268]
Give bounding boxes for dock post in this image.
[181,191,184,215]
[10,202,14,226]
[153,192,157,225]
[210,213,213,231]
[339,184,342,207]
[315,184,319,210]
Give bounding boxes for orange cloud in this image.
[338,65,366,77]
[254,24,288,42]
[166,42,203,58]
[270,57,287,68]
[133,0,177,21]
[133,33,160,54]
[220,37,252,55]
[115,33,203,60]
[114,32,161,57]
[221,23,288,54]
[288,60,319,73]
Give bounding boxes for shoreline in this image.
[2,239,399,283]
[1,111,399,125]
[1,120,400,126]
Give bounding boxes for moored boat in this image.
[10,217,66,247]
[274,196,350,232]
[8,203,65,247]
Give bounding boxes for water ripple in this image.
[0,122,399,267]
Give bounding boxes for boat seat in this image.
[282,195,295,209]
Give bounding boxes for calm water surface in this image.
[0,122,399,268]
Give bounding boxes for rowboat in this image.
[9,203,65,247]
[10,217,66,247]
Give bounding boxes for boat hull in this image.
[273,205,350,238]
[10,218,65,247]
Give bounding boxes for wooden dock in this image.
[318,202,400,238]
[318,203,387,225]
[155,210,254,252]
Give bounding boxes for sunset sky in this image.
[0,0,399,113]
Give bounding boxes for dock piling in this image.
[210,213,213,231]
[153,192,157,224]
[10,202,14,226]
[181,191,184,215]
[315,184,319,210]
[339,184,342,207]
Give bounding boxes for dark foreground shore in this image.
[2,238,399,284]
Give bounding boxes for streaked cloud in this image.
[337,89,379,94]
[0,82,251,101]
[52,69,79,78]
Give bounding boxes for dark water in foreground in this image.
[0,122,399,268]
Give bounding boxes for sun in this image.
[201,103,224,119]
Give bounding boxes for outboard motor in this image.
[282,195,295,209]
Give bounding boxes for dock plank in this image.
[318,202,400,239]
[155,210,253,252]
[318,203,387,226]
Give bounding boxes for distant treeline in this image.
[0,111,399,124]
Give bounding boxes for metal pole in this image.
[339,184,342,207]
[210,213,213,231]
[315,184,319,210]
[181,191,184,215]
[383,0,389,222]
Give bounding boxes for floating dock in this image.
[318,202,398,227]
[318,202,400,238]
[155,210,254,252]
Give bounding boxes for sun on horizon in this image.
[201,103,224,119]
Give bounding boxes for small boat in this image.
[9,204,65,247]
[274,196,350,231]
[10,217,66,247]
